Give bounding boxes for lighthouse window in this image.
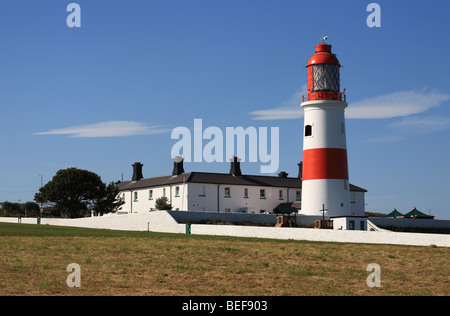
[305,125,312,137]
[312,64,340,92]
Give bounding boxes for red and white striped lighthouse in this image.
[300,38,351,217]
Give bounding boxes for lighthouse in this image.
[300,38,351,217]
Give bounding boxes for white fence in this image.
[0,212,449,247]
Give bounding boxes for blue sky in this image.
[1,0,449,219]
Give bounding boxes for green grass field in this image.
[0,222,448,296]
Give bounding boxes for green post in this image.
[37,217,41,225]
[186,223,191,235]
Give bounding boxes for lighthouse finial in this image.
[321,35,328,43]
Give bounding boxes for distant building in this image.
[331,216,368,231]
[384,209,405,218]
[383,208,435,219]
[116,157,366,216]
[403,207,435,219]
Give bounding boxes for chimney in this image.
[229,156,242,177]
[297,162,303,180]
[278,171,288,178]
[172,156,185,176]
[132,162,143,181]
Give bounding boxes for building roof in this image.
[117,173,192,191]
[403,207,434,219]
[117,171,367,192]
[384,209,404,218]
[274,202,302,214]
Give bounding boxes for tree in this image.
[1,201,41,217]
[34,168,105,218]
[23,202,40,217]
[2,201,21,216]
[92,182,125,216]
[155,196,172,211]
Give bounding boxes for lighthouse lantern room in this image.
[300,38,352,217]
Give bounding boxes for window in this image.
[296,190,301,201]
[360,221,365,231]
[341,123,345,133]
[134,192,138,201]
[311,64,340,92]
[279,190,284,200]
[163,188,166,197]
[175,186,180,197]
[348,220,355,230]
[305,125,312,137]
[244,188,248,198]
[199,185,206,197]
[224,208,231,213]
[224,187,231,197]
[260,189,266,199]
[149,190,153,200]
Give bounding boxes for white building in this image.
[116,157,366,216]
[331,216,368,231]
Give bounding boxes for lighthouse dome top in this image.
[307,43,341,67]
[303,39,345,102]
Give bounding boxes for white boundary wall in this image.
[189,224,450,247]
[1,212,449,247]
[0,212,185,234]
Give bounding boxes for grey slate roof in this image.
[117,171,367,192]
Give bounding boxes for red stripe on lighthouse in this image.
[302,148,349,180]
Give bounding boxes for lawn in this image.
[0,222,448,296]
